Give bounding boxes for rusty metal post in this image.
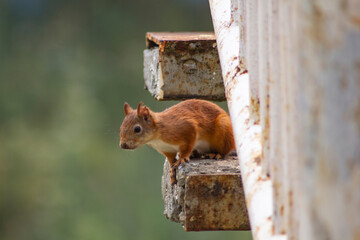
[268,0,288,235]
[209,0,360,239]
[208,0,286,239]
[286,1,360,239]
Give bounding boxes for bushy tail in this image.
[213,113,235,156]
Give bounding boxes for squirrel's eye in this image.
[134,126,141,133]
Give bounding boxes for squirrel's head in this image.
[119,102,156,150]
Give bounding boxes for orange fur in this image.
[119,99,235,185]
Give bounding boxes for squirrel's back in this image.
[159,99,226,124]
[157,99,235,156]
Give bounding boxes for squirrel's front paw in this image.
[173,157,190,168]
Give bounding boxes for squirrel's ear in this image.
[142,107,150,121]
[137,102,150,120]
[136,102,144,116]
[124,102,133,116]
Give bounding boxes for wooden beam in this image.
[143,32,225,101]
[162,156,250,231]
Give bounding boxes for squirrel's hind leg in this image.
[163,152,177,185]
[173,140,195,168]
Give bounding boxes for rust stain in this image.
[350,16,360,29]
[280,205,284,216]
[355,227,360,240]
[244,118,249,126]
[159,42,166,53]
[308,3,328,46]
[254,156,262,166]
[250,97,260,115]
[184,174,249,231]
[146,32,215,45]
[354,106,360,132]
[224,66,241,80]
[340,73,349,90]
[227,18,235,28]
[255,226,260,235]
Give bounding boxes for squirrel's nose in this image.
[120,142,128,149]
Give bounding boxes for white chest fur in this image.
[147,139,211,154]
[147,139,180,153]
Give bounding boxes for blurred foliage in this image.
[0,0,252,239]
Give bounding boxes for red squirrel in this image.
[119,99,235,185]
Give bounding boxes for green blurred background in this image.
[0,0,252,239]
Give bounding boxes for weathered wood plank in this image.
[143,32,225,101]
[161,156,250,231]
